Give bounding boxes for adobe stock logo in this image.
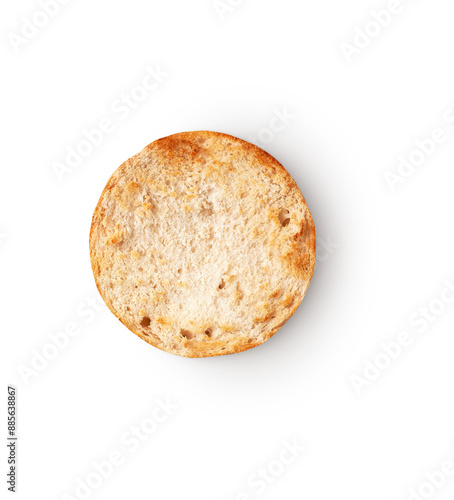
[350,279,454,395]
[340,0,417,63]
[225,440,306,500]
[61,397,179,500]
[314,236,340,272]
[248,108,296,147]
[384,103,454,192]
[17,295,106,385]
[51,64,168,183]
[7,0,72,53]
[406,444,454,500]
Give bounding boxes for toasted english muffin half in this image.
[89,131,315,357]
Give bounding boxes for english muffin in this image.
[89,131,315,357]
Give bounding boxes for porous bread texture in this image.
[89,131,316,357]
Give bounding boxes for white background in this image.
[2,0,454,499]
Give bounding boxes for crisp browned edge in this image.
[89,130,316,358]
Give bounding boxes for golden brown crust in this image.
[89,131,316,357]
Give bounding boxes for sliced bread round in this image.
[89,131,316,357]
